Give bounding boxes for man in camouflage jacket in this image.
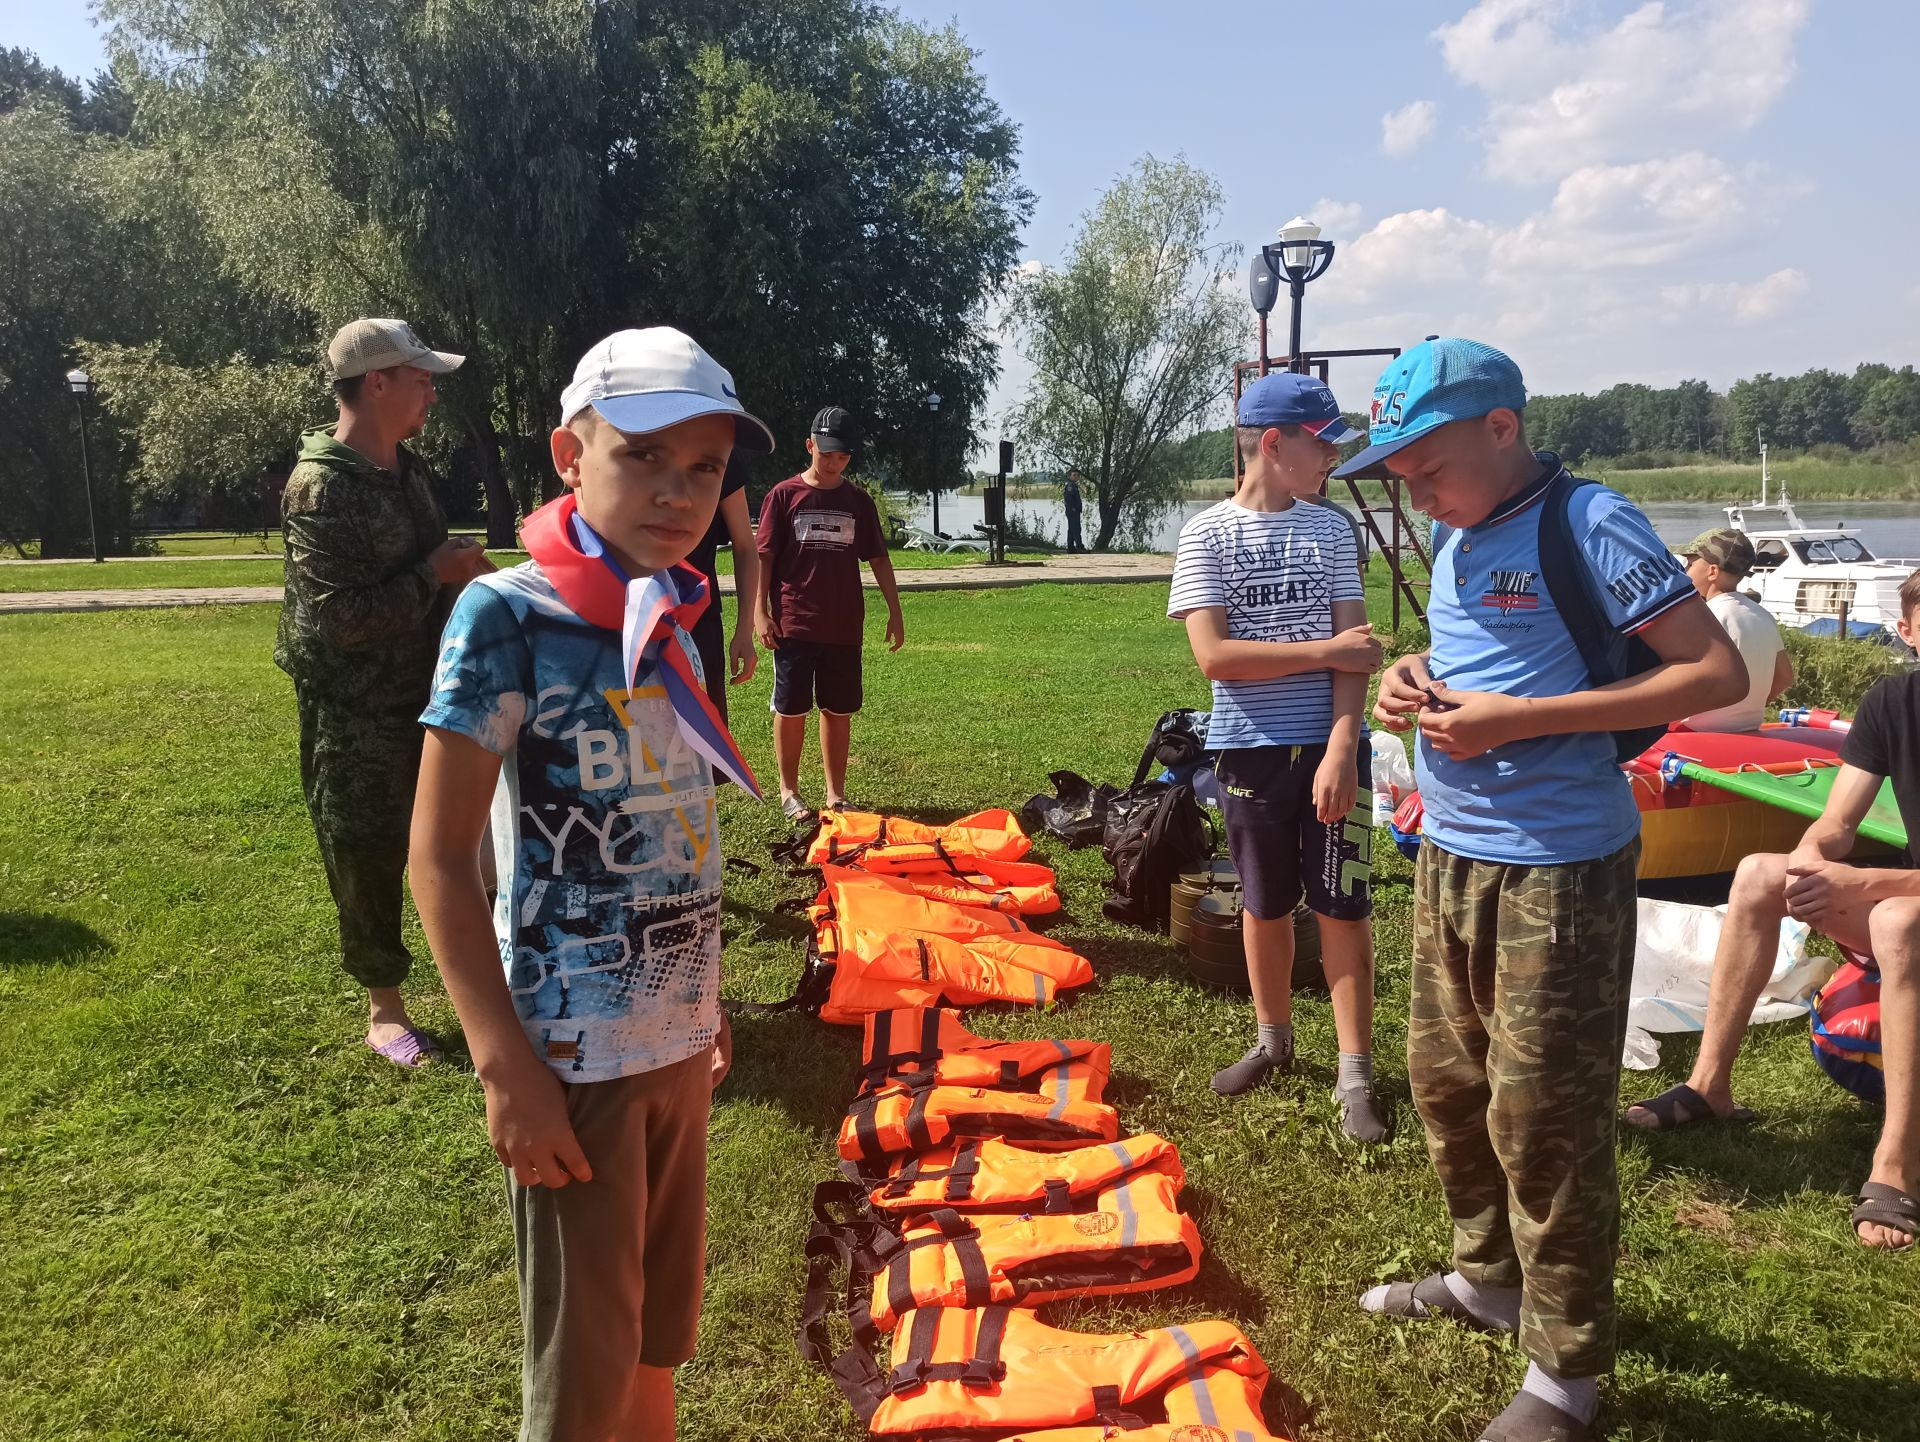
[275,318,494,1066]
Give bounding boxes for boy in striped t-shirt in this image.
[1168,372,1387,1141]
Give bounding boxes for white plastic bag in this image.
[1370,731,1414,827]
[1621,897,1829,1070]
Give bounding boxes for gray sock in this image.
[1522,1362,1598,1424]
[1256,1022,1293,1059]
[1335,1051,1374,1094]
[1442,1271,1523,1333]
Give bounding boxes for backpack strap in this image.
[1533,466,1666,763]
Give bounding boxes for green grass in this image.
[1593,456,1920,503]
[0,585,1911,1442]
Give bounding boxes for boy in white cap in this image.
[409,328,773,1441]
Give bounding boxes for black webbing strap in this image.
[886,1304,1009,1395]
[1090,1384,1147,1430]
[932,837,965,876]
[997,1058,1022,1087]
[860,1002,946,1093]
[1042,1177,1074,1214]
[883,1213,988,1321]
[877,1138,982,1203]
[916,937,932,981]
[731,947,835,1016]
[798,1221,889,1423]
[845,1078,939,1168]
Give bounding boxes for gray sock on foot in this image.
[1442,1271,1523,1333]
[1256,1022,1293,1061]
[1521,1362,1598,1424]
[1336,1051,1374,1092]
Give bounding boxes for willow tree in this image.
[1008,156,1242,551]
[97,0,1030,539]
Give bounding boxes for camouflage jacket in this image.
[273,427,454,712]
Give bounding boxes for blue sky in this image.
[17,1,1918,420]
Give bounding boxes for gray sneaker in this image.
[1211,1041,1293,1097]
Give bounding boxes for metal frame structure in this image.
[1231,347,1430,629]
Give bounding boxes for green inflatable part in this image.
[1674,760,1908,849]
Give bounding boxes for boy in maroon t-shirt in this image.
[753,406,905,820]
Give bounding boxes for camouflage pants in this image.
[296,691,424,990]
[1409,839,1639,1378]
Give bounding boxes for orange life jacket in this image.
[992,1364,1288,1441]
[867,1132,1181,1216]
[808,808,1034,865]
[839,1076,1120,1171]
[851,1171,1201,1331]
[860,1007,1111,1102]
[804,1303,1279,1439]
[803,871,1094,1025]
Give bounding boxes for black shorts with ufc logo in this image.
[1216,742,1373,923]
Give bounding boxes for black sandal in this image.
[1366,1272,1516,1336]
[1478,1391,1589,1442]
[1622,1083,1756,1131]
[1850,1181,1919,1250]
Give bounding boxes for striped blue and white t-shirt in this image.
[1168,498,1362,749]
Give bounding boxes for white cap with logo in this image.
[560,327,775,454]
[327,318,466,379]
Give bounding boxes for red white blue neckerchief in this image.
[518,492,761,799]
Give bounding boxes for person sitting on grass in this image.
[409,327,772,1442]
[1353,339,1745,1442]
[754,406,906,821]
[1625,569,1920,1253]
[1168,370,1389,1143]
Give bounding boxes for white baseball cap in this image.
[560,327,775,454]
[328,318,465,378]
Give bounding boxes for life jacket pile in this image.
[802,1008,1295,1441]
[800,866,1093,1026]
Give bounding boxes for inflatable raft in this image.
[1393,723,1895,881]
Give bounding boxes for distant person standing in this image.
[685,452,761,721]
[1677,528,1791,732]
[1063,468,1085,552]
[754,406,905,820]
[275,318,493,1067]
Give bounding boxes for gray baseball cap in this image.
[327,318,465,379]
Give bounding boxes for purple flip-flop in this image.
[367,1025,443,1069]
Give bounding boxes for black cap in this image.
[811,405,859,453]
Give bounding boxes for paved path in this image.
[0,553,1175,615]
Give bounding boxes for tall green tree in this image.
[1008,156,1241,550]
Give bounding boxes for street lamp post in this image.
[925,390,943,535]
[64,367,104,564]
[1266,216,1336,374]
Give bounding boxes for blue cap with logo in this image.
[1237,371,1361,444]
[1330,338,1527,479]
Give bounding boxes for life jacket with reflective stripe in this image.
[859,1008,1110,1102]
[812,864,1037,935]
[839,1076,1120,1171]
[992,1363,1286,1442]
[851,1171,1201,1331]
[804,1303,1276,1439]
[814,928,1094,1027]
[809,808,1034,865]
[866,1132,1180,1216]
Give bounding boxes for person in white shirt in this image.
[1678,528,1792,732]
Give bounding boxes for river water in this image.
[896,492,1920,560]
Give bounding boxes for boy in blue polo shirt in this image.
[1340,340,1744,1442]
[1169,371,1388,1142]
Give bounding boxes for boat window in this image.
[1801,537,1875,564]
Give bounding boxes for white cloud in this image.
[1435,0,1811,182]
[1380,100,1438,157]
[1306,198,1366,240]
[1661,267,1809,321]
[1494,153,1749,270]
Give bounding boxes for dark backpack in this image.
[1433,464,1666,764]
[1130,709,1212,787]
[1099,781,1213,932]
[1021,770,1118,850]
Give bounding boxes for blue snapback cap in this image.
[1237,371,1361,444]
[1330,338,1527,479]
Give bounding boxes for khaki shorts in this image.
[510,1050,712,1441]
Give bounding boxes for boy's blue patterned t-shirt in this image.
[420,561,720,1082]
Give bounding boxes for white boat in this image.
[1719,443,1917,632]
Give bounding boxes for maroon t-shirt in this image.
[756,473,886,646]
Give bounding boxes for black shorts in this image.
[1217,742,1373,922]
[690,606,728,723]
[771,639,862,717]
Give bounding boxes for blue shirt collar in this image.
[1476,453,1568,529]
